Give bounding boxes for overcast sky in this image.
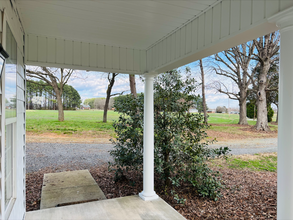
[67,59,239,110]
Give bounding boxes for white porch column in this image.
[269,8,293,219]
[139,72,159,201]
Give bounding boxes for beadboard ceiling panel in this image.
[16,0,218,49]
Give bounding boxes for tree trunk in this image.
[129,74,137,98]
[103,93,111,123]
[238,90,248,125]
[199,60,207,124]
[103,73,116,123]
[255,63,270,131]
[276,106,278,124]
[56,92,64,121]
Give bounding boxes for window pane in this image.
[5,23,17,118]
[5,124,13,207]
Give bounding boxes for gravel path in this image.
[26,138,277,173]
[210,138,277,155]
[26,143,114,173]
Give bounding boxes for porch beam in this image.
[139,72,159,201]
[269,7,293,219]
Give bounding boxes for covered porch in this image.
[1,0,293,219]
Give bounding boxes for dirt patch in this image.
[26,165,277,219]
[207,126,277,142]
[26,132,112,144]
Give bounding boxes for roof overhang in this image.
[14,0,293,74]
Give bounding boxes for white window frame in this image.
[1,17,18,220]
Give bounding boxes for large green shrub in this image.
[109,69,230,201]
[267,105,274,122]
[246,102,256,119]
[247,102,274,122]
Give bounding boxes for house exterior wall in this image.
[146,0,293,74]
[0,1,26,220]
[25,34,147,75]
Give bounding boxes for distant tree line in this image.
[83,97,114,110]
[26,80,81,110]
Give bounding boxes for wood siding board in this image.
[170,33,176,61]
[212,3,221,43]
[153,45,158,68]
[37,36,46,62]
[73,41,81,66]
[205,9,213,46]
[17,87,25,101]
[230,0,241,34]
[140,50,146,73]
[198,14,205,49]
[97,44,105,68]
[17,49,24,78]
[81,42,90,67]
[221,0,230,38]
[252,0,265,23]
[280,0,293,10]
[266,1,280,17]
[180,26,186,57]
[240,0,252,29]
[112,46,119,70]
[133,49,140,72]
[162,39,167,65]
[147,48,153,70]
[166,36,171,62]
[105,45,112,69]
[89,43,97,67]
[17,100,24,113]
[28,34,37,61]
[47,37,56,63]
[56,39,65,64]
[17,73,24,89]
[158,41,162,67]
[191,19,198,52]
[185,22,192,54]
[175,29,181,58]
[127,48,134,71]
[120,47,127,71]
[64,40,73,65]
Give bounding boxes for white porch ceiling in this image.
[16,0,218,49]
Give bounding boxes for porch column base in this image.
[139,191,159,201]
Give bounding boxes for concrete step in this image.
[40,170,106,209]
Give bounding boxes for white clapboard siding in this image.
[146,0,293,74]
[26,34,147,74]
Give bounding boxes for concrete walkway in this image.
[40,170,106,209]
[26,195,186,220]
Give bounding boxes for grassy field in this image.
[26,110,116,134]
[26,110,278,141]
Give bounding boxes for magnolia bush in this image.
[109,69,230,201]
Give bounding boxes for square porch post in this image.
[139,72,159,201]
[269,8,293,219]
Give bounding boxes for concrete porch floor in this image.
[25,195,186,220]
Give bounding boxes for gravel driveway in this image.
[26,138,277,173]
[210,138,277,155]
[26,143,114,173]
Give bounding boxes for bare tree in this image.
[129,74,137,98]
[252,32,279,131]
[199,59,208,124]
[26,67,74,121]
[213,42,256,125]
[103,73,125,123]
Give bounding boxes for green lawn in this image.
[26,110,118,134]
[26,110,278,135]
[212,153,277,172]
